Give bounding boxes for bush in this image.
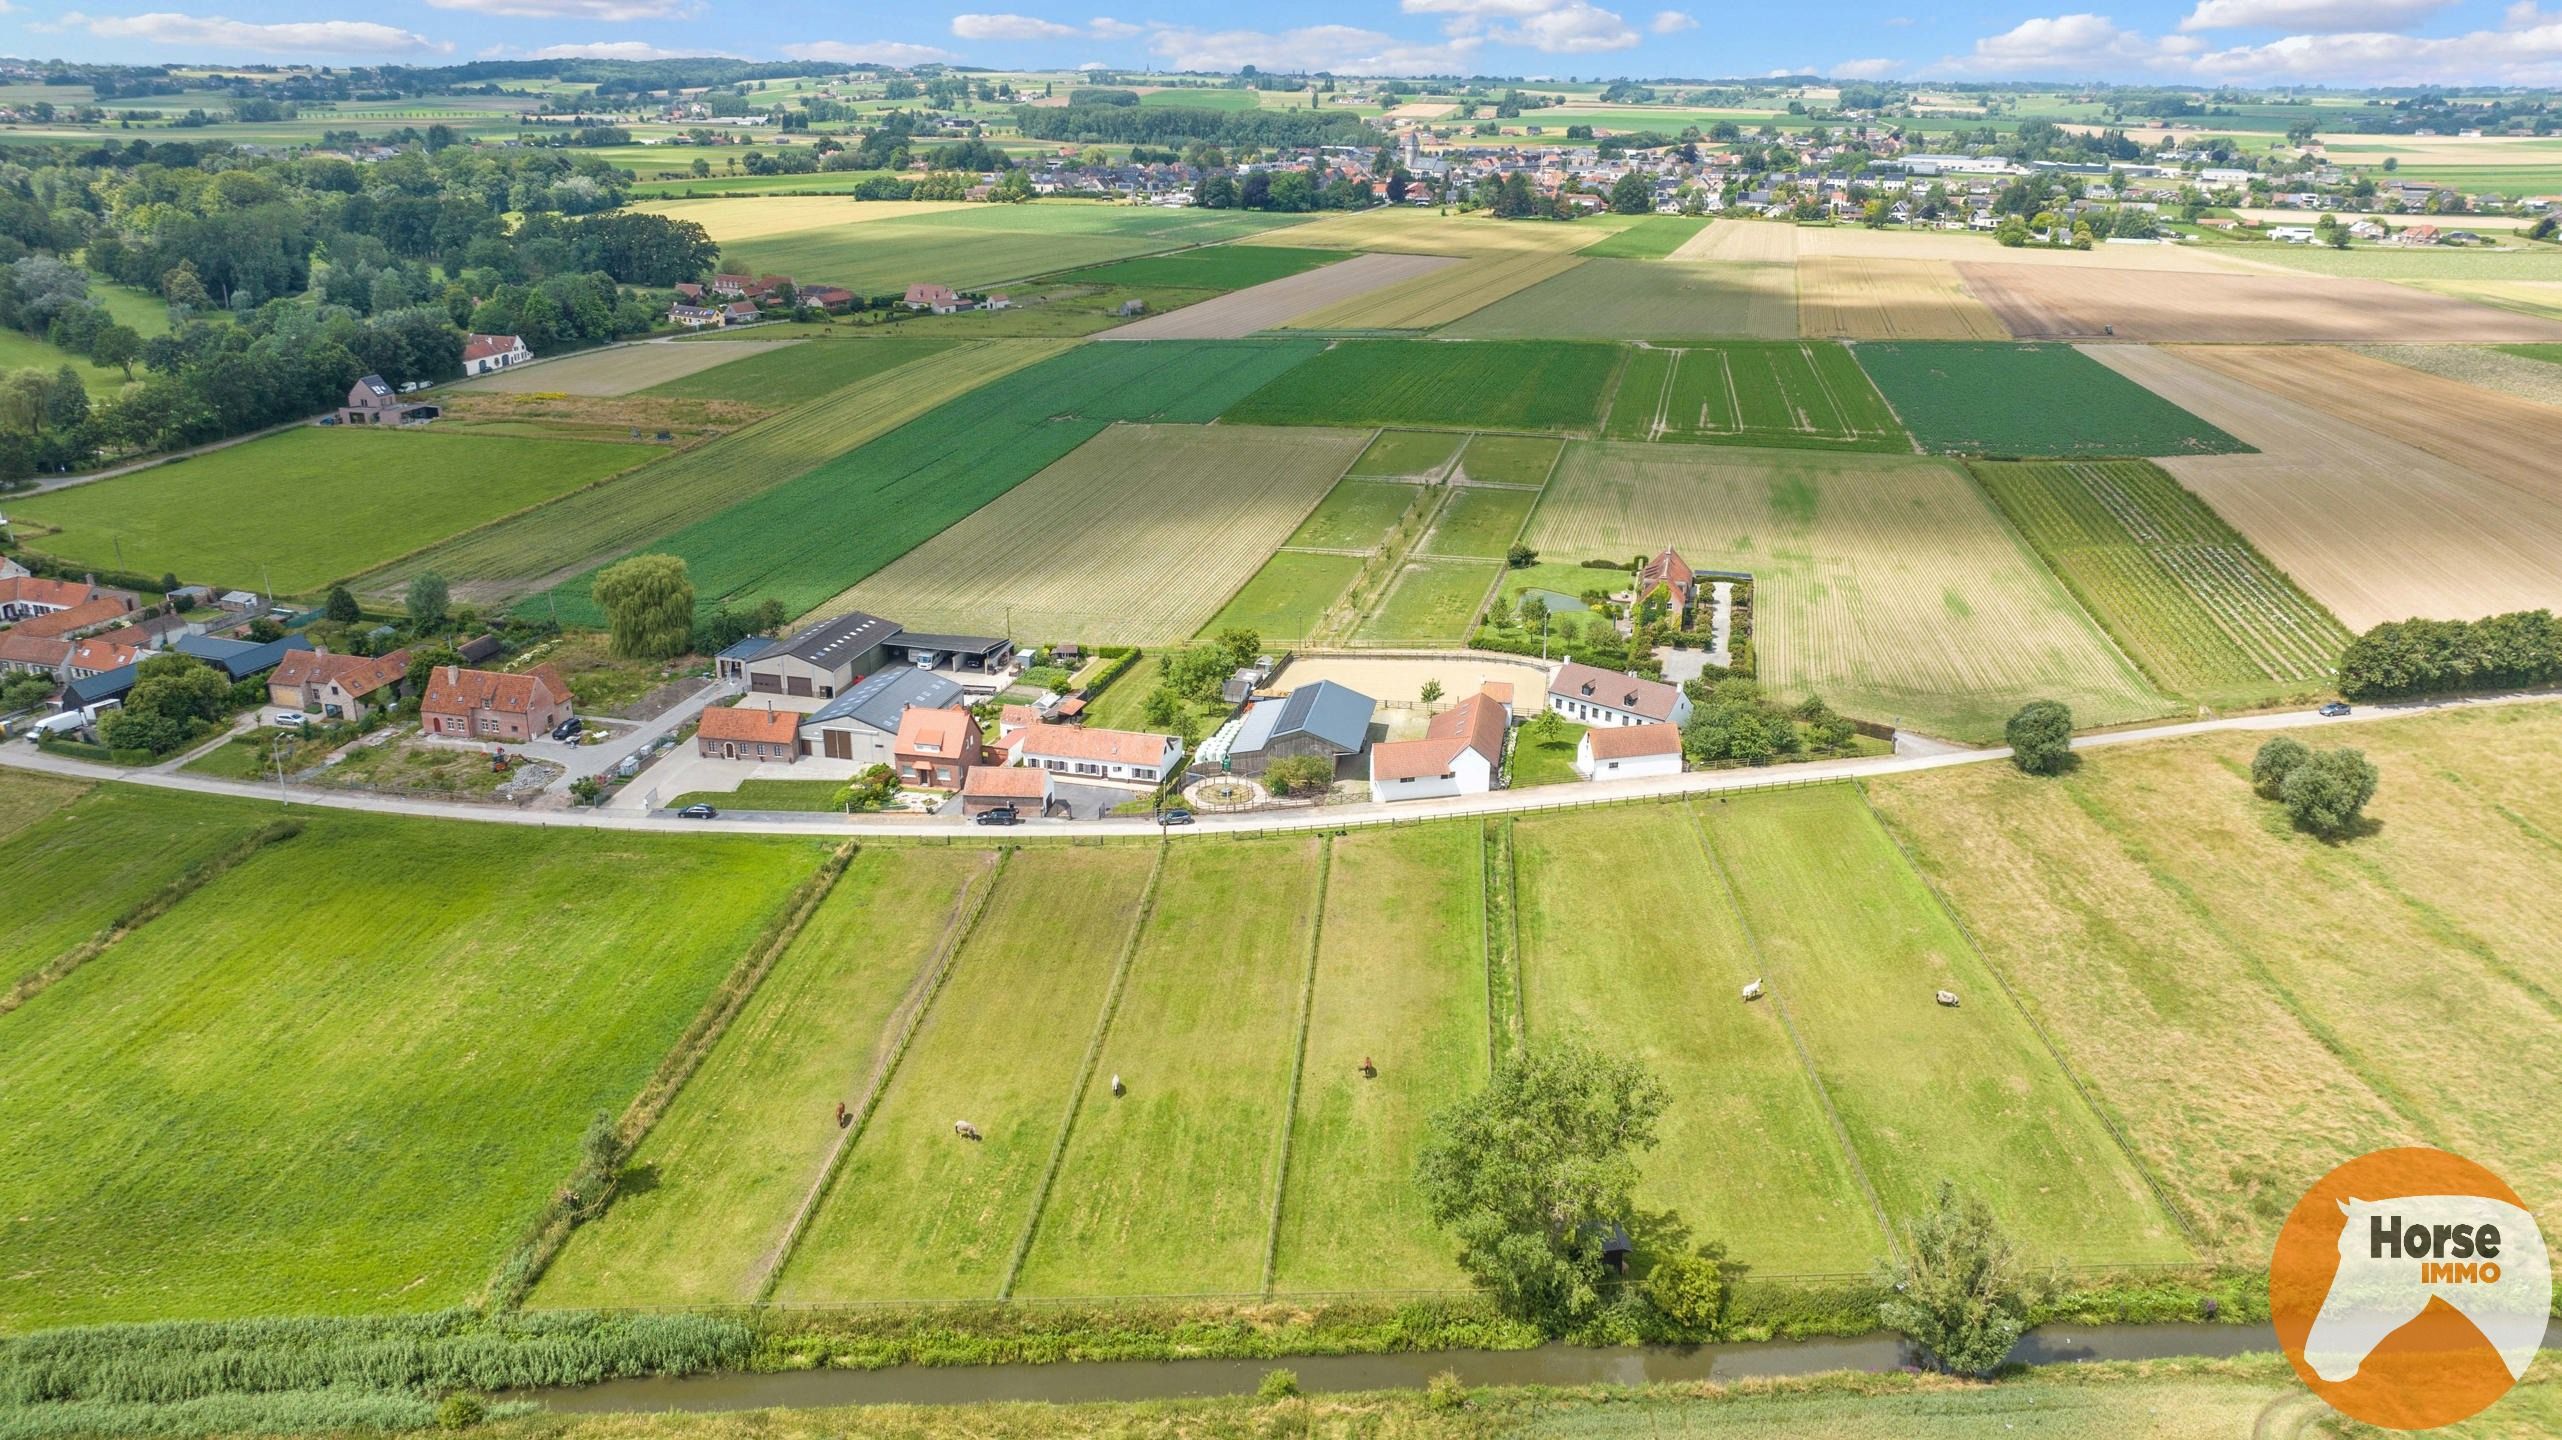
[1643,1243,1731,1336]
[2250,736,2310,799]
[1255,1367,1300,1400]
[2280,746,2378,839]
[2004,699,2074,775]
[1263,754,1335,797]
[1424,1370,1468,1412]
[435,1391,486,1430]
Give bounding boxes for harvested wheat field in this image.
[1962,265,2562,343]
[1282,251,1584,331]
[1101,253,1460,340]
[1799,258,2010,340]
[632,196,974,243]
[453,341,764,396]
[1236,209,1602,258]
[2354,343,2562,408]
[809,423,1367,644]
[2087,346,2562,629]
[1799,228,2252,272]
[2409,280,2562,324]
[2175,345,2562,501]
[1668,221,1799,263]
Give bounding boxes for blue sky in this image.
[9,0,2561,86]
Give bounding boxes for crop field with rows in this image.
[1282,250,1586,331]
[1856,343,2249,458]
[1224,339,1621,433]
[1972,460,2350,704]
[1600,343,1910,453]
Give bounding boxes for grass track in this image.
[1202,551,1366,640]
[1290,477,1425,549]
[1356,559,1501,646]
[1456,434,1563,486]
[1348,429,1465,477]
[1423,488,1539,558]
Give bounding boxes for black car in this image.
[974,806,1022,827]
[1156,807,1194,826]
[552,716,584,741]
[2318,701,2351,718]
[677,803,718,819]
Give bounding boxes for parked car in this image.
[974,806,1022,826]
[1156,807,1194,826]
[677,802,718,819]
[552,716,583,741]
[271,710,307,728]
[2318,702,2351,718]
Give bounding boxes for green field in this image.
[1355,559,1501,645]
[1455,433,1564,486]
[0,784,276,989]
[1855,343,2248,458]
[1202,550,1362,640]
[366,341,1064,606]
[0,804,823,1329]
[1053,246,1354,291]
[1600,343,1910,453]
[710,204,1315,294]
[2225,241,2562,280]
[643,336,960,405]
[1972,460,2349,705]
[1423,487,1540,558]
[1347,429,1464,477]
[536,848,991,1307]
[2497,342,2562,366]
[1224,339,1621,433]
[9,428,641,596]
[0,773,84,840]
[1135,87,1263,110]
[1288,477,1424,549]
[665,779,860,813]
[1443,259,1798,341]
[534,340,1325,625]
[1574,215,1714,260]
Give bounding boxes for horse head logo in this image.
[2302,1194,2549,1386]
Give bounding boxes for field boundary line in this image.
[1,815,302,1020]
[1958,459,2177,727]
[1684,801,1899,1260]
[2340,848,2562,1028]
[751,847,1009,1303]
[1856,782,2208,1260]
[1260,835,1333,1296]
[997,842,1168,1299]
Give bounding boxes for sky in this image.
[7,0,2562,88]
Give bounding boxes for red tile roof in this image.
[271,648,407,697]
[461,333,523,362]
[1371,687,1509,781]
[895,705,977,757]
[1012,725,1174,766]
[964,765,1048,798]
[0,632,69,668]
[697,704,801,746]
[0,575,100,611]
[1584,722,1681,760]
[68,636,143,672]
[421,662,569,720]
[15,596,134,639]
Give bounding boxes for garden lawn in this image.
[1697,787,2191,1266]
[1514,807,1887,1273]
[0,784,272,983]
[1356,559,1500,646]
[775,848,1156,1302]
[9,428,642,596]
[1855,343,2247,458]
[1270,826,1486,1292]
[666,779,859,812]
[1424,488,1539,558]
[1223,339,1621,434]
[1289,477,1425,550]
[1014,839,1323,1296]
[1507,721,1587,787]
[536,848,993,1307]
[1575,215,1714,259]
[0,324,135,396]
[1455,434,1563,486]
[1202,550,1363,642]
[0,806,825,1329]
[643,336,960,405]
[535,340,1323,626]
[1348,429,1464,478]
[1053,246,1354,291]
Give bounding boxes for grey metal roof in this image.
[64,667,135,709]
[175,632,311,682]
[1234,680,1373,756]
[715,635,779,663]
[803,667,964,735]
[889,632,1008,657]
[777,611,901,669]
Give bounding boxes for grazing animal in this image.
[1360,1056,1377,1079]
[1740,978,1764,1002]
[835,1101,850,1128]
[1110,1074,1125,1098]
[1934,989,1961,1008]
[953,1120,982,1141]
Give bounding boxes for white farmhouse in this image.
[1547,661,1692,729]
[1369,687,1511,803]
[1573,722,1683,781]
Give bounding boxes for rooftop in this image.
[805,667,964,734]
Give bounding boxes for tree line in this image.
[2337,611,2560,699]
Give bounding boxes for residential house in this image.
[66,635,143,680]
[0,574,135,625]
[962,763,1051,817]
[710,273,755,296]
[1219,680,1374,779]
[798,668,964,764]
[12,592,140,641]
[1007,724,1185,785]
[1635,547,1697,627]
[904,282,964,313]
[1547,660,1691,730]
[419,663,573,742]
[1573,722,1683,781]
[337,373,439,425]
[800,285,855,312]
[695,703,801,762]
[460,333,532,376]
[737,610,903,702]
[673,281,706,303]
[0,632,70,680]
[1369,686,1510,803]
[718,300,760,326]
[268,648,410,721]
[893,705,981,788]
[668,302,723,328]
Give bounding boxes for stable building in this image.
[1369,686,1511,803]
[730,611,903,703]
[797,668,964,764]
[1220,680,1375,778]
[1573,722,1683,781]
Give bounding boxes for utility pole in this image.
[273,736,290,808]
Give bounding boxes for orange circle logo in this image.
[2272,1148,2551,1430]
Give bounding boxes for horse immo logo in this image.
[2273,1148,2552,1431]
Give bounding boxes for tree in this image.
[1607,172,1651,215]
[1643,1242,1732,1336]
[1264,753,1336,796]
[92,323,142,379]
[161,259,210,316]
[324,584,362,623]
[1995,215,2030,248]
[1420,679,1444,705]
[1876,1181,2038,1375]
[405,571,450,629]
[2281,746,2379,839]
[2250,735,2311,799]
[2004,700,2074,775]
[591,554,695,660]
[1416,1037,1669,1327]
[1506,543,1539,570]
[103,653,229,754]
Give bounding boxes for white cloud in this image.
[1088,16,1145,38]
[1145,22,1478,74]
[1833,56,1903,77]
[781,39,961,64]
[2178,0,2452,32]
[1650,9,1698,33]
[1078,58,1110,68]
[423,0,684,19]
[1948,13,2199,73]
[1402,0,1642,53]
[952,12,1082,40]
[47,10,449,53]
[1939,7,2562,82]
[527,40,730,59]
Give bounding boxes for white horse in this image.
[2303,1194,2548,1384]
[953,1120,982,1141]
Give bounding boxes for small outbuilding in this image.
[1572,722,1683,781]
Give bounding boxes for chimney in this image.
[445,664,461,685]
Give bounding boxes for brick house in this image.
[695,704,800,762]
[1636,547,1697,627]
[337,373,439,426]
[420,663,572,742]
[269,648,411,721]
[460,333,531,376]
[961,763,1050,817]
[893,705,981,789]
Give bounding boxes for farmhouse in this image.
[268,648,410,721]
[893,705,981,788]
[962,763,1052,817]
[1006,724,1185,785]
[0,631,71,679]
[695,703,800,762]
[1573,722,1683,780]
[66,636,144,680]
[11,593,140,641]
[798,668,964,763]
[1369,686,1511,803]
[1219,680,1376,778]
[460,333,531,376]
[0,574,135,624]
[337,374,439,426]
[420,663,572,742]
[904,282,964,313]
[1548,661,1691,729]
[1636,547,1697,626]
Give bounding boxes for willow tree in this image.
[592,554,695,660]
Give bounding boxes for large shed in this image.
[1222,680,1376,778]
